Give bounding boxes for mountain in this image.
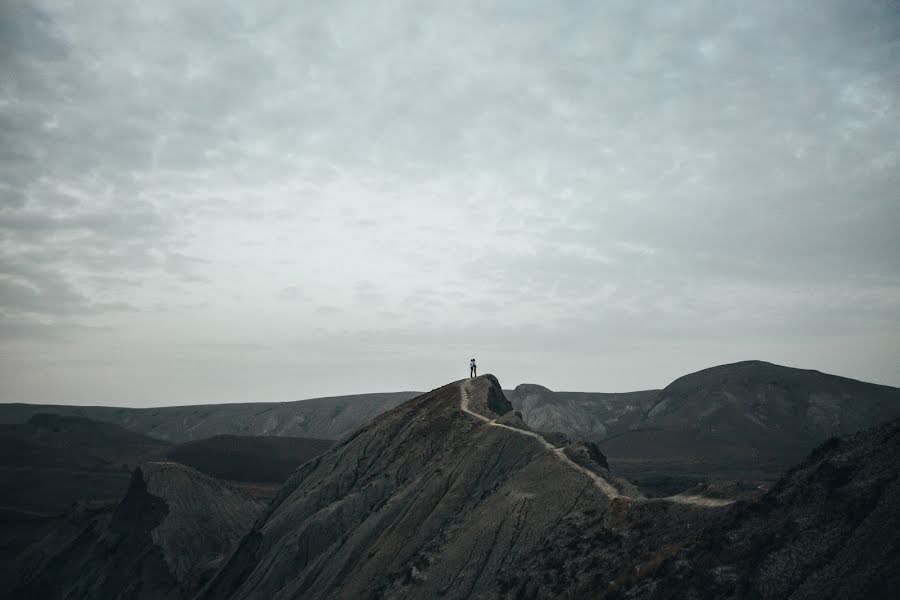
[0,391,421,443]
[8,376,898,599]
[197,376,717,600]
[0,392,420,443]
[507,384,660,440]
[597,361,900,485]
[7,462,267,600]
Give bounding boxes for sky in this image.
[1,0,899,407]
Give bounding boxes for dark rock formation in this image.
[615,417,900,599]
[7,463,265,600]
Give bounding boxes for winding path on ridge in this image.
[459,380,733,508]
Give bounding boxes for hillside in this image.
[0,391,421,443]
[610,416,900,599]
[8,462,266,600]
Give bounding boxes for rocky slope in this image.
[611,416,900,599]
[0,391,421,443]
[198,376,723,600]
[8,462,266,600]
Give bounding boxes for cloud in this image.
[1,0,898,405]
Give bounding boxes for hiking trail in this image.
[460,380,733,508]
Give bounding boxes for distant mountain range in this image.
[3,360,898,489]
[0,391,421,443]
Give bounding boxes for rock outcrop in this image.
[8,462,265,600]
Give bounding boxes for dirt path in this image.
[653,494,734,508]
[461,381,623,498]
[459,380,733,508]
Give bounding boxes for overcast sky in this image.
[1,0,898,407]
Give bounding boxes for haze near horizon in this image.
[1,0,898,406]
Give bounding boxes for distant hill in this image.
[0,392,421,443]
[597,360,900,484]
[167,434,334,484]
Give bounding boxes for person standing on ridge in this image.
[470,358,477,378]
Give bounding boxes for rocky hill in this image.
[0,391,421,443]
[198,376,723,600]
[598,361,900,485]
[7,462,266,600]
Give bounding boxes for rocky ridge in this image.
[199,375,731,600]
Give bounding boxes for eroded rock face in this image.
[143,462,267,594]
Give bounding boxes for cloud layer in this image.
[2,0,899,405]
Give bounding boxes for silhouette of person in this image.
[470,358,477,378]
